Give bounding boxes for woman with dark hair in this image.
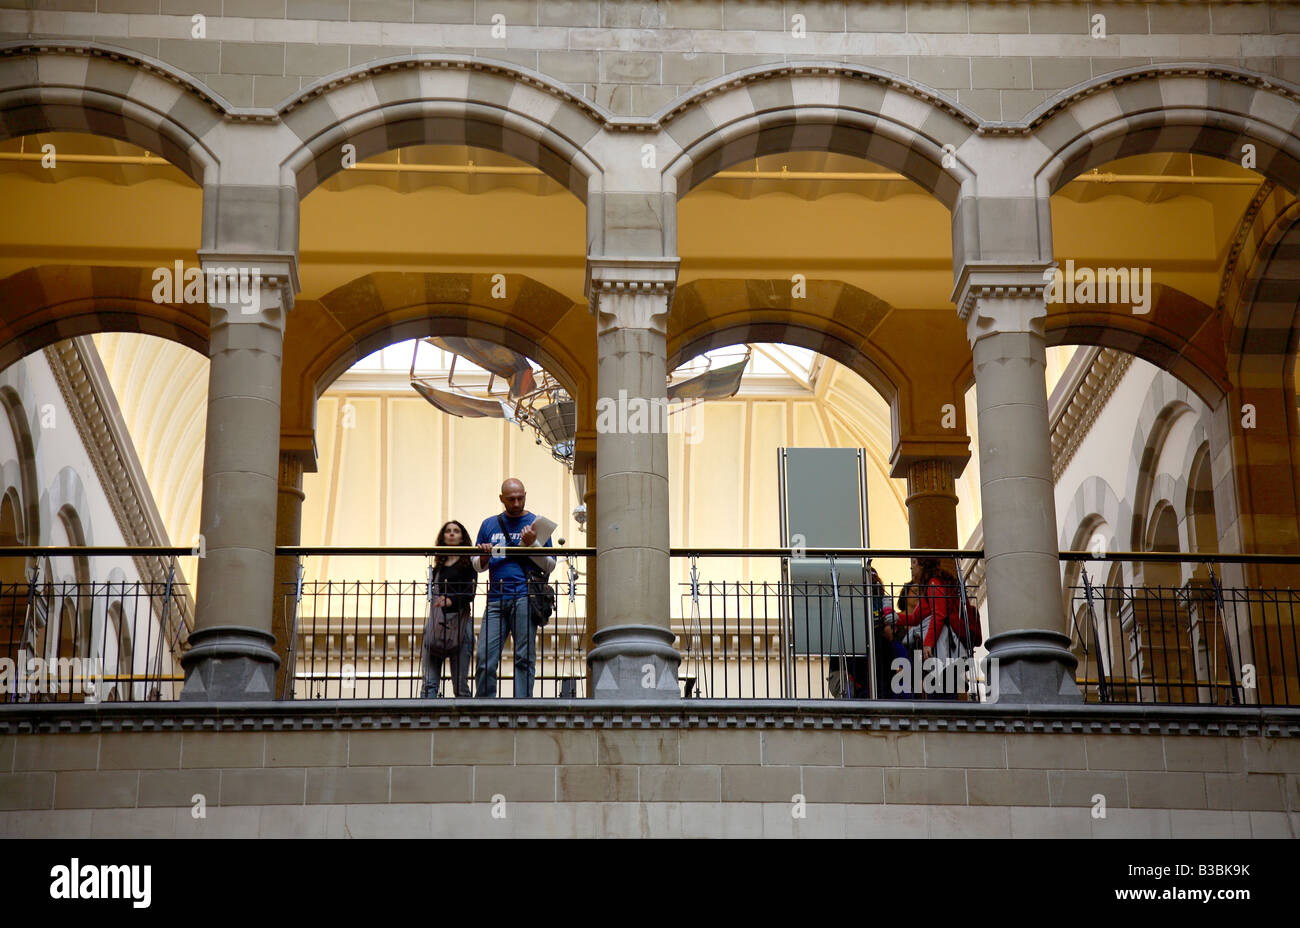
[420,520,478,698]
[896,556,966,664]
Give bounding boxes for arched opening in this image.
[0,487,26,670]
[106,601,133,702]
[668,98,969,697]
[297,335,587,700]
[55,505,91,657]
[1186,443,1219,560]
[284,131,593,701]
[0,132,206,361]
[663,339,934,699]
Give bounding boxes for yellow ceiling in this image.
[0,135,1266,592]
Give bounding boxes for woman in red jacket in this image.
[895,557,964,662]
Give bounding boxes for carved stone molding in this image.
[43,338,195,644]
[1050,347,1133,483]
[950,261,1054,328]
[2,700,1296,737]
[585,256,680,330]
[905,458,957,503]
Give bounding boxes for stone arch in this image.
[1027,65,1300,197]
[0,380,40,548]
[667,278,974,457]
[1183,440,1218,556]
[42,464,93,550]
[1044,284,1228,407]
[1125,372,1209,552]
[660,63,977,214]
[1057,475,1128,555]
[0,41,225,184]
[1218,192,1300,560]
[0,266,209,373]
[282,272,595,445]
[280,56,604,200]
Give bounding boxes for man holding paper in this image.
[473,477,556,697]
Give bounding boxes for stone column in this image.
[180,254,298,701]
[271,450,306,699]
[903,458,961,549]
[953,263,1081,704]
[584,257,680,698]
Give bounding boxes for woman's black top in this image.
[432,558,478,613]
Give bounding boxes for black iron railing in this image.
[1060,550,1300,707]
[280,547,590,700]
[0,548,190,702]
[1,545,1297,706]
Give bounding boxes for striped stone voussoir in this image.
[1058,474,1130,559]
[1045,283,1227,408]
[660,64,975,207]
[0,41,225,184]
[301,270,589,406]
[1220,198,1300,558]
[279,56,605,201]
[1125,371,1210,551]
[1028,64,1300,195]
[667,276,898,401]
[0,265,207,374]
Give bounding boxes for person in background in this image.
[473,478,555,698]
[420,520,477,698]
[894,556,965,697]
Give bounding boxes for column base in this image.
[982,629,1082,705]
[587,625,681,699]
[179,626,281,702]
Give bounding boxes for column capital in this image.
[950,260,1055,320]
[197,249,300,317]
[585,255,680,322]
[888,440,970,479]
[279,429,318,474]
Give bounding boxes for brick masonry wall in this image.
[2,725,1297,837]
[0,2,1295,118]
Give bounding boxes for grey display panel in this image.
[778,448,872,659]
[782,448,866,549]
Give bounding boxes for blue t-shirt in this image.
[476,511,553,600]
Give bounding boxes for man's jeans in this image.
[475,596,534,697]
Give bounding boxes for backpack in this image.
[948,595,983,649]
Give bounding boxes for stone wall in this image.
[0,1,1295,118]
[2,702,1297,837]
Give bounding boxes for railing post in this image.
[1080,571,1109,703]
[1207,566,1244,706]
[279,557,305,701]
[148,562,175,701]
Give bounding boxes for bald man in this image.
[472,478,556,697]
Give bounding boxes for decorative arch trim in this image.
[1124,371,1210,551]
[659,62,976,208]
[283,272,595,442]
[279,56,604,200]
[1044,283,1227,407]
[1026,65,1300,195]
[0,41,226,184]
[0,266,209,372]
